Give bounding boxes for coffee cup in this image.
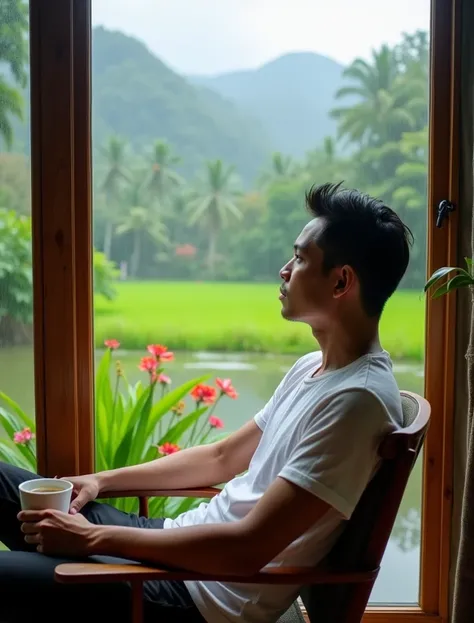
[19,478,73,513]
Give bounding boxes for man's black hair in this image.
[305,182,414,317]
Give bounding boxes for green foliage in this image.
[0,0,28,149]
[424,258,474,298]
[0,343,234,517]
[0,208,32,345]
[0,209,119,344]
[93,250,120,301]
[0,153,31,214]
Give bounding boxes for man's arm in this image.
[97,419,262,493]
[90,476,330,575]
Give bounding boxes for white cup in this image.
[19,478,73,513]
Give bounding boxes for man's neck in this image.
[311,319,381,376]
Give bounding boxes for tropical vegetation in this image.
[0,340,236,516]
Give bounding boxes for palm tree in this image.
[98,136,129,259]
[330,44,416,148]
[304,137,351,186]
[116,172,168,278]
[187,160,242,277]
[146,139,184,205]
[258,152,295,188]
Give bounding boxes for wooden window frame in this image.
[28,0,460,620]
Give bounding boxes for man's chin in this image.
[280,305,297,321]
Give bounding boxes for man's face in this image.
[279,218,341,326]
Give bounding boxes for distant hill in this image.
[91,27,274,183]
[190,52,348,158]
[5,31,350,181]
[7,27,273,184]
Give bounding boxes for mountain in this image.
[91,27,275,183]
[7,27,273,184]
[190,52,348,158]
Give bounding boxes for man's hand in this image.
[62,473,101,514]
[18,509,97,556]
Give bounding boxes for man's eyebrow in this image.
[294,243,308,252]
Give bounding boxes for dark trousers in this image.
[0,461,205,623]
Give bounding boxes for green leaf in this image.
[424,266,467,292]
[0,392,35,429]
[0,407,35,465]
[433,274,474,298]
[465,257,474,274]
[169,496,204,517]
[128,384,157,465]
[145,375,209,438]
[113,384,156,468]
[94,349,113,463]
[0,439,34,470]
[156,407,208,447]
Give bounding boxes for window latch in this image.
[436,199,455,228]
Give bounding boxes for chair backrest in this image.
[300,391,431,623]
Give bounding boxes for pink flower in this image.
[139,356,158,373]
[13,427,35,445]
[104,339,120,350]
[209,415,224,429]
[157,374,171,385]
[158,442,181,456]
[160,351,175,362]
[216,378,238,399]
[191,384,217,405]
[147,344,174,362]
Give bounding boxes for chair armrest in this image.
[98,487,220,500]
[55,562,378,586]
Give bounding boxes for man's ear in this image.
[334,266,355,298]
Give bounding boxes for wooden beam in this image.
[30,0,93,477]
[422,0,459,617]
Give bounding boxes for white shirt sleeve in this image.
[278,388,391,519]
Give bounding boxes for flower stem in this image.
[193,394,222,445]
[110,373,121,456]
[200,427,212,445]
[189,401,202,445]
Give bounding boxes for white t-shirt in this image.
[163,349,403,622]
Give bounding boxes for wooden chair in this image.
[55,390,430,623]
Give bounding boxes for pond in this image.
[0,346,424,605]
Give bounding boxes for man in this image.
[0,182,412,623]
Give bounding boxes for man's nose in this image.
[279,264,291,281]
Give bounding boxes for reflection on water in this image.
[0,346,424,604]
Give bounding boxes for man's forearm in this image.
[96,443,228,493]
[89,521,263,576]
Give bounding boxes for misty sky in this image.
[92,0,431,75]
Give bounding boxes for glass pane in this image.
[91,0,430,604]
[0,0,35,548]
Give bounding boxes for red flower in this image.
[147,344,175,362]
[104,339,120,350]
[216,378,238,399]
[209,415,224,429]
[13,427,35,445]
[191,384,217,405]
[139,356,158,373]
[175,244,197,257]
[158,442,181,456]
